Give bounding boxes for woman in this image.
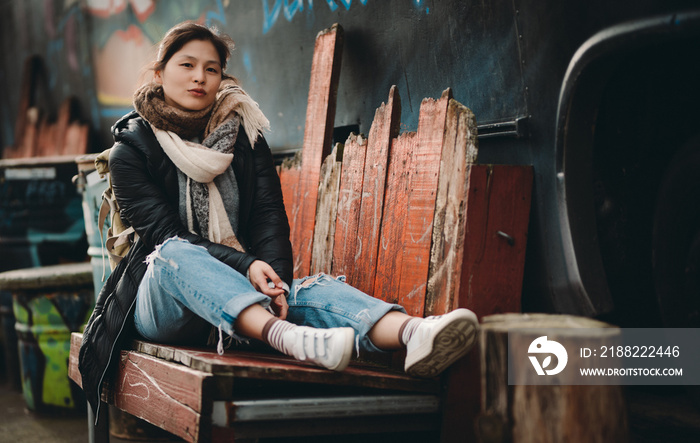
[79,21,478,418]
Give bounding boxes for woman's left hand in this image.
[270,293,288,320]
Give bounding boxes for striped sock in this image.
[399,317,424,346]
[263,318,296,354]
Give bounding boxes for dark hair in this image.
[153,21,235,78]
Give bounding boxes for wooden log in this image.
[425,99,478,316]
[311,143,343,275]
[373,131,416,304]
[395,89,452,316]
[348,86,401,294]
[331,133,367,278]
[478,313,627,443]
[289,23,344,278]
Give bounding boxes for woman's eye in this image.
[207,67,219,73]
[181,63,193,68]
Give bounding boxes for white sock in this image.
[399,317,424,346]
[263,318,296,355]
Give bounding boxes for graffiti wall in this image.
[0,0,97,152]
[1,0,529,153]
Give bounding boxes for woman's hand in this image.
[248,260,288,319]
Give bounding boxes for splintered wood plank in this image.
[457,164,533,316]
[311,143,343,274]
[348,86,401,294]
[425,99,479,316]
[395,89,452,317]
[289,24,344,278]
[331,133,367,277]
[109,351,209,443]
[373,131,416,304]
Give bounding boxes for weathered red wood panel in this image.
[289,24,344,278]
[395,89,452,317]
[278,155,301,265]
[425,99,479,316]
[373,131,416,304]
[457,164,533,316]
[108,351,210,443]
[311,143,343,274]
[347,86,401,294]
[331,133,367,277]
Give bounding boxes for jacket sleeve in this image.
[109,140,259,276]
[246,135,294,286]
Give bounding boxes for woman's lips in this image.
[188,88,206,97]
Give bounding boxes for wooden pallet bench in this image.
[68,24,533,442]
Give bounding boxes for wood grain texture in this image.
[311,143,343,275]
[289,24,344,278]
[395,89,452,316]
[457,164,533,317]
[68,332,82,387]
[331,133,368,277]
[109,351,210,443]
[425,99,478,316]
[348,86,401,294]
[478,314,627,443]
[278,152,302,270]
[373,131,416,304]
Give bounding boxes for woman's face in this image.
[155,39,222,112]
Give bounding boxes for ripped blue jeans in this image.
[133,237,405,353]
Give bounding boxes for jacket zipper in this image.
[93,297,137,426]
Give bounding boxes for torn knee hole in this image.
[300,277,318,288]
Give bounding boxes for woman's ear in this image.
[154,70,163,84]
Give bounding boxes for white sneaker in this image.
[404,308,479,378]
[283,326,355,371]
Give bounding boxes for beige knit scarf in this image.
[133,79,270,251]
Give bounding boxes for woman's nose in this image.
[193,69,205,83]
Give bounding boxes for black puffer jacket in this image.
[79,111,293,418]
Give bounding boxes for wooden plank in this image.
[331,133,367,277]
[425,99,479,316]
[395,89,452,317]
[278,152,302,257]
[289,24,344,278]
[131,340,439,394]
[348,86,401,294]
[311,143,343,274]
[457,164,533,316]
[68,332,82,387]
[373,131,416,304]
[108,351,209,443]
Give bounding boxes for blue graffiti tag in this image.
[205,0,228,27]
[262,0,370,34]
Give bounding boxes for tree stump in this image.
[478,313,628,443]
